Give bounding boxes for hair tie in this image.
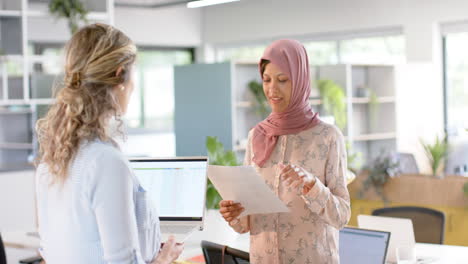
[70,72,82,87]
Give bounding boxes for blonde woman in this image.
[35,23,182,264]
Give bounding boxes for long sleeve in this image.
[300,130,351,229]
[88,150,147,264]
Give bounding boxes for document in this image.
[207,165,289,217]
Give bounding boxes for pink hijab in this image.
[252,39,321,167]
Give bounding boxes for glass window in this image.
[303,41,339,65]
[340,35,405,64]
[127,49,193,130]
[444,32,468,134]
[216,45,266,62]
[216,35,404,65]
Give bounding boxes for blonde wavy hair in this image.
[36,23,136,184]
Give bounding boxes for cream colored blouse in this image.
[230,121,351,264]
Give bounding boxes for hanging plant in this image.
[248,80,270,118]
[316,79,347,130]
[49,0,89,34]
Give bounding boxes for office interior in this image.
[0,0,468,263]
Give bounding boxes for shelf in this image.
[0,10,21,17]
[0,98,55,106]
[351,96,395,104]
[27,10,109,20]
[234,61,258,66]
[352,132,397,142]
[237,99,325,107]
[309,98,322,105]
[0,55,23,62]
[233,145,246,151]
[30,55,60,64]
[30,98,55,105]
[0,143,34,150]
[0,108,32,114]
[236,101,253,108]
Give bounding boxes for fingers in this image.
[280,164,308,188]
[219,203,243,213]
[219,200,245,223]
[219,200,235,207]
[164,235,176,247]
[279,164,294,176]
[221,207,244,222]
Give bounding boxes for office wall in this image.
[174,62,233,156]
[28,5,201,47]
[202,0,468,62]
[201,0,468,174]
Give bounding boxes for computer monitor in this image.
[129,157,208,221]
[339,227,391,264]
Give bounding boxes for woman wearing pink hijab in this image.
[219,39,351,263]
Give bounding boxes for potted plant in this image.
[316,79,347,130]
[196,136,243,244]
[248,80,270,119]
[206,136,240,209]
[49,0,89,34]
[360,152,401,203]
[420,135,449,178]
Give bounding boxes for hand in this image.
[219,200,245,224]
[279,163,316,195]
[153,236,184,264]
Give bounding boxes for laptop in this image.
[358,215,416,263]
[339,227,391,264]
[129,157,208,242]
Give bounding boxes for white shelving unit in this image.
[173,61,398,165]
[0,0,114,171]
[231,62,398,165]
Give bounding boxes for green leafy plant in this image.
[49,0,89,34]
[360,152,401,203]
[206,136,240,209]
[420,135,449,177]
[368,89,380,128]
[316,79,347,129]
[248,80,269,118]
[346,142,362,174]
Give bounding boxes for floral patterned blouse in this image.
[230,121,351,264]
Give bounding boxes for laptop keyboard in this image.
[161,225,196,234]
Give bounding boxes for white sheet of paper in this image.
[207,165,289,217]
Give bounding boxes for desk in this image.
[182,234,468,264]
[2,231,40,264]
[5,231,468,264]
[411,243,468,264]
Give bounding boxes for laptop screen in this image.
[129,158,208,221]
[339,227,390,264]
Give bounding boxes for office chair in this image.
[0,233,6,264]
[201,240,250,264]
[396,152,420,174]
[372,206,445,244]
